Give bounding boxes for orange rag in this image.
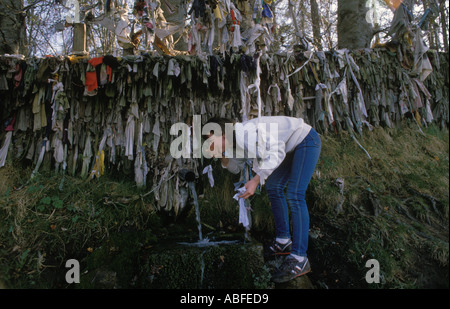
[85,57,104,92]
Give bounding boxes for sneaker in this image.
[271,255,311,283]
[268,239,292,255]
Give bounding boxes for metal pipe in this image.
[178,169,196,182]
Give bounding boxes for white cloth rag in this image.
[202,165,214,187]
[233,187,250,228]
[0,131,13,168]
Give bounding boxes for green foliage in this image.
[306,124,449,288]
[37,196,64,211]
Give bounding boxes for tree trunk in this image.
[337,0,373,50]
[420,0,436,49]
[310,0,322,50]
[73,23,88,55]
[0,0,27,55]
[288,0,301,37]
[439,0,448,52]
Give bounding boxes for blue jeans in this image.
[265,128,321,256]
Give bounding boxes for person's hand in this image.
[221,157,229,167]
[239,175,260,199]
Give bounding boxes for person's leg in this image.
[286,128,321,257]
[264,152,293,241]
[272,129,321,283]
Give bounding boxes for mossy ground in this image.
[137,241,268,289]
[0,123,448,288]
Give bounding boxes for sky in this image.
[25,0,447,56]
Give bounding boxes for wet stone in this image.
[138,241,268,289]
[80,233,315,289]
[274,275,315,289]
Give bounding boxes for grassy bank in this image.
[0,123,448,288]
[306,124,449,288]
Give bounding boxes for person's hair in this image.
[202,117,236,147]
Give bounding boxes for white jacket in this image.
[222,116,312,185]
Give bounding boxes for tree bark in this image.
[73,23,88,55]
[439,0,448,52]
[0,0,27,55]
[310,0,322,50]
[337,0,373,50]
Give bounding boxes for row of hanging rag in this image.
[0,45,448,214]
[186,0,276,56]
[125,0,276,57]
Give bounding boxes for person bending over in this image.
[203,116,321,283]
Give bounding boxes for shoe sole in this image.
[268,246,292,256]
[272,266,312,283]
[272,251,291,256]
[292,268,311,280]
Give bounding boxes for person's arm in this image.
[252,127,286,186]
[221,157,242,174]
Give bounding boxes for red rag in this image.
[85,57,104,92]
[5,115,15,132]
[89,57,104,68]
[85,71,98,92]
[107,65,112,83]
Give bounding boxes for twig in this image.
[140,173,176,199]
[351,135,372,160]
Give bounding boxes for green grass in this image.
[0,168,160,288]
[304,123,449,288]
